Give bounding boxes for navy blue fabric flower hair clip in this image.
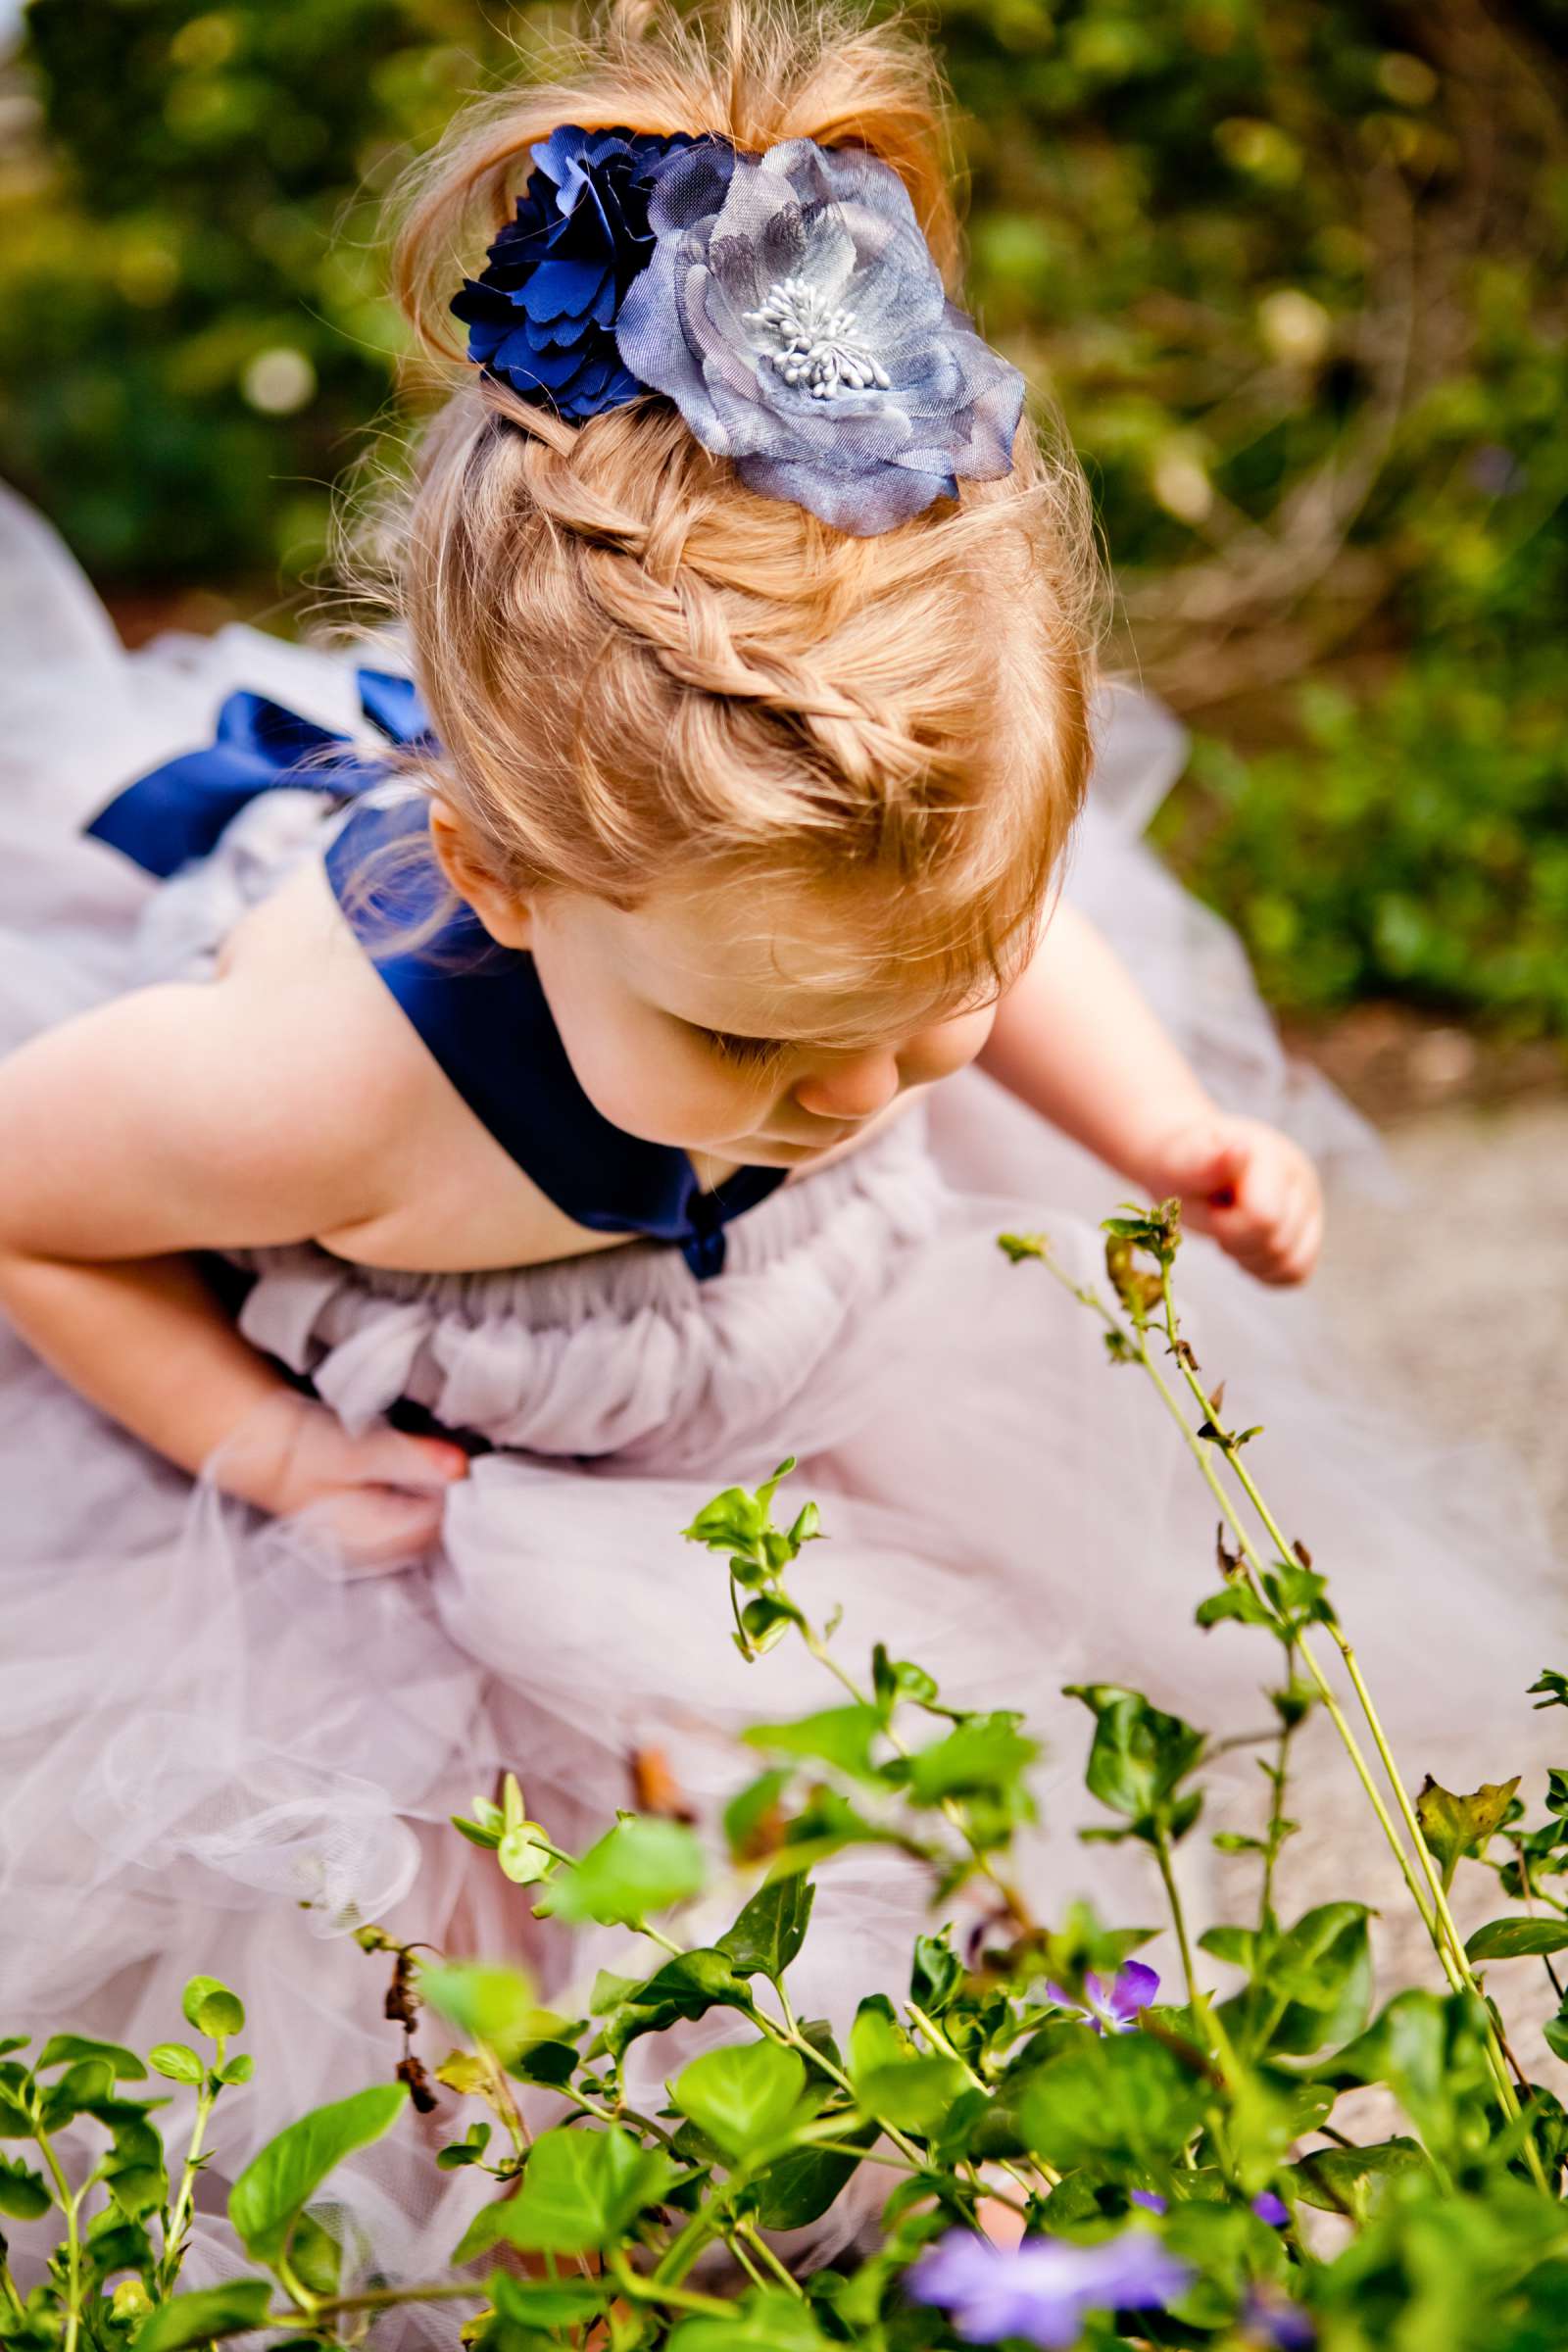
[449,123,1025,536]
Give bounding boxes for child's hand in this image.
[1138,1112,1324,1286]
[214,1394,470,1573]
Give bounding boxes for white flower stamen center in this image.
[742,273,892,398]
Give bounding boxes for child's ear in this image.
[428,797,533,950]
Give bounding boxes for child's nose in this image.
[793,1051,903,1124]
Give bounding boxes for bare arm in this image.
[979,898,1213,1190]
[0,979,466,1528]
[979,898,1324,1285]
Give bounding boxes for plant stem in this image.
[1149,1264,1540,2158]
[745,1989,927,2169]
[1256,1646,1299,1939]
[158,2066,221,2296]
[1152,1829,1200,2015]
[1011,1239,1544,2185]
[609,2253,736,2318]
[34,2129,80,2352]
[0,2257,27,2325]
[735,2221,807,2298]
[267,2281,486,2327]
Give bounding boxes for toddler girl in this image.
[0,0,1557,2310]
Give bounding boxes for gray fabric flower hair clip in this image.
[454,126,1026,536]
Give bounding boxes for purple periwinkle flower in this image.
[906,2228,1192,2348]
[1466,442,1524,497]
[614,136,1026,533]
[1251,2190,1291,2229]
[451,124,701,419]
[1047,1959,1159,2034]
[1130,2188,1168,2214]
[1243,2282,1317,2349]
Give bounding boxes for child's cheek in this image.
[550,1003,741,1149]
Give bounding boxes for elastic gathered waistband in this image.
[226,1102,941,1336]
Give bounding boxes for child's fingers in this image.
[1163,1127,1252,1208]
[350,1424,470,1490]
[289,1484,451,1576]
[1231,1194,1322,1285]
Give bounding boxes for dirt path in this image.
[1317,1097,1567,1554]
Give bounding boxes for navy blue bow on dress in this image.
[85,667,434,879]
[85,665,787,1281]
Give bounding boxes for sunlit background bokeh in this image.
[0,0,1564,1063]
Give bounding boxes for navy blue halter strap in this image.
[85,668,787,1279]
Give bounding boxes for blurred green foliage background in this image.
[0,0,1564,1040]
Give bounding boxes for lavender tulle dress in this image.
[0,482,1560,2326]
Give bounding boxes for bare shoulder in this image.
[0,857,442,1257]
[212,851,443,1155]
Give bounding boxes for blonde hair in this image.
[339,0,1103,1007]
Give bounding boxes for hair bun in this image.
[392,0,965,368]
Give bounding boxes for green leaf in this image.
[598,1950,753,2069]
[1064,1684,1206,1841]
[847,1995,906,2080]
[848,1997,962,2132]
[228,2083,408,2263]
[871,1644,939,1715]
[683,1486,766,1550]
[1465,1916,1568,1961]
[82,2215,156,2282]
[892,1713,1038,1806]
[752,2126,878,2230]
[1253,1902,1373,2057]
[180,1979,245,2039]
[487,2271,607,2329]
[131,2278,274,2352]
[533,1816,706,1927]
[1290,2136,1429,2215]
[673,2042,808,2160]
[763,1788,905,1879]
[499,2126,678,2253]
[449,2196,518,2269]
[1020,2033,1206,2169]
[40,2059,117,2125]
[418,1963,540,2059]
[910,1931,963,2017]
[1195,1584,1277,1632]
[0,2157,50,2222]
[1199,1926,1258,1970]
[36,2035,147,2082]
[1313,1988,1494,2162]
[504,2021,584,2090]
[87,2101,171,2223]
[667,2288,832,2350]
[856,2058,965,2132]
[737,1592,805,1654]
[716,1877,815,1982]
[287,2207,343,2299]
[148,2045,204,2086]
[741,1705,884,1782]
[497,1824,557,1886]
[1415,1776,1521,1889]
[450,1813,501,1852]
[723,1769,792,1863]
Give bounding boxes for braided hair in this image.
[334,0,1102,1003]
